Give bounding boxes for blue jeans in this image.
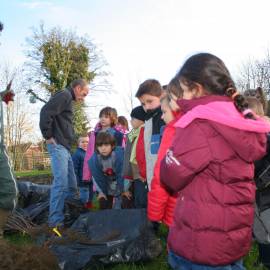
[79,181,94,204]
[47,144,77,227]
[168,251,245,270]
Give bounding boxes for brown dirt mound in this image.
[0,239,59,270]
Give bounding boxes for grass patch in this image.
[5,233,33,246]
[15,169,51,178]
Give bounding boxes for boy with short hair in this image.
[135,79,165,191]
[72,135,93,208]
[88,132,126,209]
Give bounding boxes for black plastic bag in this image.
[20,197,85,226]
[49,209,162,270]
[16,182,85,226]
[17,181,50,207]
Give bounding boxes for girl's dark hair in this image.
[118,116,129,130]
[167,77,183,99]
[176,53,253,118]
[244,87,268,114]
[99,107,118,126]
[95,132,116,148]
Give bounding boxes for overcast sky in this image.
[1,0,270,137]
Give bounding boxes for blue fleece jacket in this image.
[88,146,124,195]
[72,147,88,186]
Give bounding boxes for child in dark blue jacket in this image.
[88,132,129,209]
[72,136,94,208]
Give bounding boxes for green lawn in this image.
[15,169,52,178]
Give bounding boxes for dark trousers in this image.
[121,195,134,209]
[134,179,148,208]
[99,195,135,209]
[99,195,114,209]
[258,243,270,269]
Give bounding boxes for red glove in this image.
[2,91,15,104]
[1,80,14,105]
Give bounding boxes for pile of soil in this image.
[0,239,59,270]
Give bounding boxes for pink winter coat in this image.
[160,95,270,266]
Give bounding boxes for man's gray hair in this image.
[70,79,88,89]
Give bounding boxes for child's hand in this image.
[122,191,132,200]
[139,176,146,182]
[97,193,107,200]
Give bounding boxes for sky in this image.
[1,0,270,138]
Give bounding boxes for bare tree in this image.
[0,64,34,170]
[237,51,270,96]
[122,74,142,117]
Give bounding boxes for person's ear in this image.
[193,83,205,97]
[77,85,82,93]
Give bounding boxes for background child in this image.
[117,115,129,147]
[135,79,165,194]
[147,81,182,226]
[88,132,125,209]
[246,96,264,116]
[72,135,93,208]
[117,116,129,131]
[82,106,124,185]
[123,105,147,208]
[245,95,270,123]
[160,53,270,270]
[244,87,268,116]
[166,76,182,113]
[245,94,270,270]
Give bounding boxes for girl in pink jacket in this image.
[160,53,270,270]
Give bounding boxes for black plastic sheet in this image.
[49,209,162,270]
[17,181,50,207]
[16,181,85,226]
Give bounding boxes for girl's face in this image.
[97,144,113,157]
[168,93,180,111]
[161,102,174,124]
[100,114,111,128]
